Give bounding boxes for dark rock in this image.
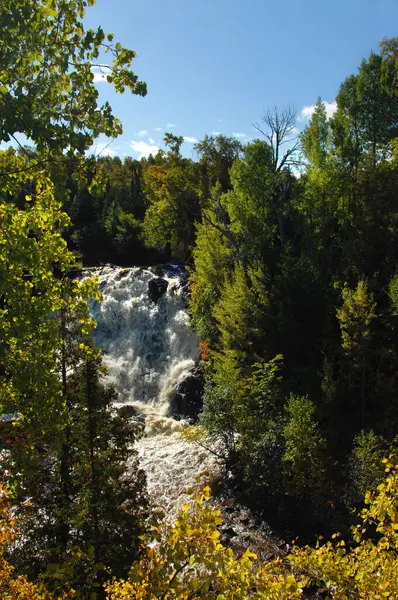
[116,268,130,279]
[220,534,232,545]
[148,277,169,303]
[220,526,237,538]
[117,405,138,418]
[151,265,165,277]
[236,509,251,525]
[239,516,251,525]
[169,367,204,420]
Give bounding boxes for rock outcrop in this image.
[169,367,204,420]
[148,277,169,303]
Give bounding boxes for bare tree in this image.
[253,105,300,251]
[253,105,300,173]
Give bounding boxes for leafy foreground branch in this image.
[2,461,398,599]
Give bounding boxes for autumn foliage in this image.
[199,341,210,361]
[0,485,51,599]
[105,486,302,600]
[2,463,398,598]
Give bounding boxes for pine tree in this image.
[337,281,377,428]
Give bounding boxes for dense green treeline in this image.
[187,40,398,537]
[45,132,243,265]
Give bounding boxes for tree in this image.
[67,354,147,575]
[212,264,269,361]
[23,352,148,597]
[253,106,300,251]
[331,49,398,173]
[345,430,388,507]
[254,105,300,173]
[337,281,377,428]
[194,134,243,195]
[142,139,201,258]
[0,156,100,448]
[389,272,398,314]
[189,184,234,342]
[0,0,147,448]
[0,485,51,600]
[291,459,398,599]
[283,395,326,500]
[301,98,330,171]
[164,132,184,164]
[0,0,146,158]
[221,141,276,263]
[0,1,148,592]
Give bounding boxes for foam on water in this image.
[86,265,199,412]
[84,265,217,508]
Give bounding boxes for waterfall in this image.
[84,265,217,509]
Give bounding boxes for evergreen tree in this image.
[337,281,377,429]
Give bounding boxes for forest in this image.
[1,0,398,598]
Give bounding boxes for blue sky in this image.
[8,0,398,159]
[85,0,398,158]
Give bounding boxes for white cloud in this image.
[324,102,338,119]
[88,142,117,157]
[217,119,223,123]
[211,130,221,135]
[183,136,198,143]
[299,100,337,122]
[154,127,163,132]
[130,139,159,159]
[90,66,111,83]
[149,137,156,144]
[138,129,148,137]
[166,122,176,128]
[232,132,248,139]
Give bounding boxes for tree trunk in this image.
[86,359,101,562]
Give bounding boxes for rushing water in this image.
[84,265,218,510]
[83,265,280,554]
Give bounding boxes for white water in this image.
[84,265,218,509]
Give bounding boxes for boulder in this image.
[169,367,204,420]
[116,268,130,279]
[117,405,138,418]
[151,265,165,278]
[148,277,169,303]
[220,526,237,538]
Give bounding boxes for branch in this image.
[10,134,36,160]
[255,105,300,171]
[161,557,191,599]
[0,156,66,180]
